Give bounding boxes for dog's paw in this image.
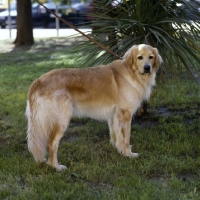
[122,150,139,158]
[56,165,67,172]
[47,161,67,171]
[129,145,139,158]
[130,152,139,158]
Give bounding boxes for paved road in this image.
[0,28,91,40]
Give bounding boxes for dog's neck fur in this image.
[109,60,156,101]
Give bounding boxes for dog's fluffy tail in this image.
[26,100,50,163]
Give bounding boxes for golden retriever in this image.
[26,44,162,171]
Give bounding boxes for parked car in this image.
[41,0,92,26]
[0,0,92,29]
[0,2,50,28]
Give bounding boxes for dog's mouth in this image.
[141,71,151,75]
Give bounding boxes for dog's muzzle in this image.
[143,64,151,74]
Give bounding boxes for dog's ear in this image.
[153,48,163,71]
[123,45,138,67]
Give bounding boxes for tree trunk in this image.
[14,0,34,46]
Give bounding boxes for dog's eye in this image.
[138,56,143,60]
[149,56,154,59]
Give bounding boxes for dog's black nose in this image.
[144,65,150,73]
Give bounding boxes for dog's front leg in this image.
[113,109,139,158]
[108,119,116,147]
[122,122,139,158]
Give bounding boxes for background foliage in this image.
[75,0,200,80]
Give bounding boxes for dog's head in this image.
[123,44,163,74]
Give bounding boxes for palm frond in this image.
[73,0,200,80]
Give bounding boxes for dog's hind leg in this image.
[46,101,73,171]
[47,122,68,171]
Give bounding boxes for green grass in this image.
[0,38,200,200]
